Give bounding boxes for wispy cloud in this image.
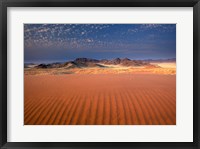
[24,24,176,61]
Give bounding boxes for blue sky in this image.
[24,24,176,63]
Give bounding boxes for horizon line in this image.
[24,57,176,64]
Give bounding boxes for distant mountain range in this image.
[34,58,154,69]
[24,58,175,69]
[143,58,176,63]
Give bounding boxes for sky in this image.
[24,24,176,63]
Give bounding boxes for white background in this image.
[7,7,193,142]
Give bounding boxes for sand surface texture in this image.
[24,73,176,125]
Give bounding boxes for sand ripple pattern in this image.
[24,74,176,125]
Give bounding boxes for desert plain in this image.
[24,58,176,125]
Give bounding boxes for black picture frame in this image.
[0,0,199,148]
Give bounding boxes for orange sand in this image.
[24,74,176,125]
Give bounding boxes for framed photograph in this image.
[0,0,199,148]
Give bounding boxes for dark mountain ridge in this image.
[35,58,161,69]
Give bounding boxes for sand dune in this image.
[151,62,176,68]
[24,74,176,125]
